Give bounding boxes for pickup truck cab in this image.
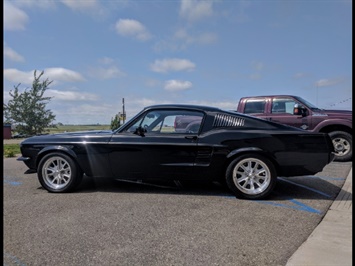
[237,95,352,162]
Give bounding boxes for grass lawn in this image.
[3,144,21,158]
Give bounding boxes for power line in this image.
[328,97,352,107]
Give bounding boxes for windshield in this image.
[294,96,322,111]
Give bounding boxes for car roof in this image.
[240,95,298,99]
[144,104,222,112]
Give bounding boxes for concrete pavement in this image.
[286,167,352,266]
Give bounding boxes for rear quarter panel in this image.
[195,128,332,180]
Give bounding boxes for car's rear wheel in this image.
[38,153,83,193]
[225,154,276,200]
[329,131,352,162]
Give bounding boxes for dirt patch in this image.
[3,139,25,145]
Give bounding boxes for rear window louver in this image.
[213,114,245,127]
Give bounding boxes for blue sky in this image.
[4,0,352,124]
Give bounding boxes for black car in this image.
[18,104,335,199]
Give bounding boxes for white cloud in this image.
[51,103,116,124]
[180,0,214,22]
[248,61,264,80]
[88,58,126,79]
[4,68,85,84]
[174,28,217,45]
[187,100,236,110]
[4,69,33,84]
[68,103,113,114]
[249,73,261,80]
[60,0,108,17]
[293,72,309,79]
[44,68,85,82]
[131,98,158,107]
[89,66,126,79]
[164,80,192,91]
[145,79,162,88]
[46,89,99,101]
[115,19,152,41]
[234,0,252,23]
[251,61,264,71]
[60,0,99,10]
[98,57,115,65]
[6,0,106,18]
[4,2,29,30]
[150,58,196,73]
[153,29,217,52]
[314,78,345,87]
[11,0,56,9]
[4,46,25,62]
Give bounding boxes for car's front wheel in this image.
[38,153,83,193]
[225,154,276,200]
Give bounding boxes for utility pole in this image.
[122,98,126,124]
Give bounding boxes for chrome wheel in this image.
[332,137,351,157]
[329,131,352,162]
[232,158,271,196]
[42,156,72,190]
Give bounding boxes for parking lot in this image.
[4,157,352,266]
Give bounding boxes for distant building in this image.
[3,124,12,139]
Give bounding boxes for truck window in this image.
[244,99,266,114]
[272,98,297,114]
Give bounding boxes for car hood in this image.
[319,109,352,120]
[21,130,114,144]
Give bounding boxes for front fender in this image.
[313,119,352,132]
[37,145,77,165]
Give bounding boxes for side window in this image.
[272,98,297,114]
[126,112,161,133]
[126,110,204,134]
[244,99,266,114]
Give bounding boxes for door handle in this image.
[185,136,198,140]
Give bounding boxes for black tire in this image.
[328,131,352,162]
[225,154,277,200]
[38,152,83,193]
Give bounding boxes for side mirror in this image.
[134,126,146,137]
[293,104,307,117]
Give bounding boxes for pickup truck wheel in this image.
[329,131,352,162]
[38,153,83,193]
[225,154,276,200]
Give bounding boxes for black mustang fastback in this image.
[18,104,335,199]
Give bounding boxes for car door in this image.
[265,97,311,130]
[242,98,269,119]
[108,109,204,180]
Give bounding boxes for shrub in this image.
[4,148,16,158]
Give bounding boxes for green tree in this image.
[4,70,56,136]
[110,114,121,130]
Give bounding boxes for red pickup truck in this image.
[236,95,352,162]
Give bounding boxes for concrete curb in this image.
[286,168,352,266]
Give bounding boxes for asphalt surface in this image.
[3,156,352,266]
